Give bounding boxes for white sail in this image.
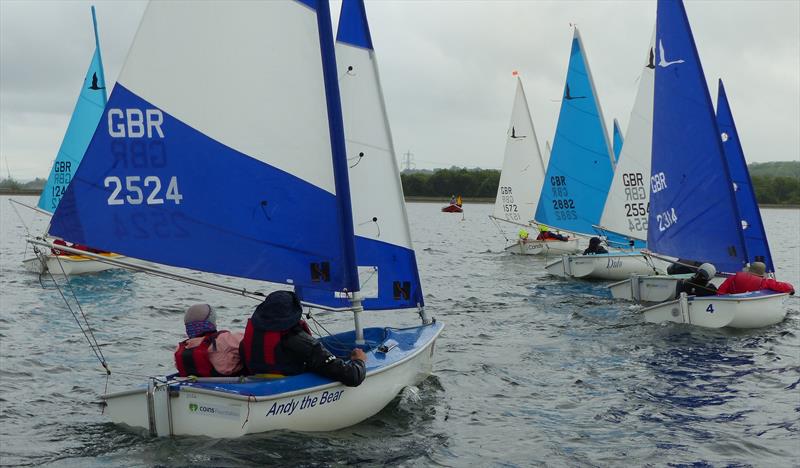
[544,140,551,168]
[492,76,545,225]
[598,30,656,241]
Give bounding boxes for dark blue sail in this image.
[49,1,361,294]
[649,0,747,273]
[535,29,615,236]
[716,80,774,272]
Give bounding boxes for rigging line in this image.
[488,216,511,243]
[26,238,357,313]
[8,199,34,237]
[45,253,109,374]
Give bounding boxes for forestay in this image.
[492,75,546,226]
[38,7,107,214]
[612,118,624,163]
[50,0,361,294]
[535,28,615,236]
[649,0,747,274]
[297,0,424,310]
[716,80,774,272]
[598,31,655,242]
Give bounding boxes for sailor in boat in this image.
[174,304,244,377]
[241,291,367,386]
[675,263,718,297]
[536,225,569,242]
[582,237,609,255]
[449,194,456,205]
[51,239,108,256]
[717,262,795,295]
[518,229,530,244]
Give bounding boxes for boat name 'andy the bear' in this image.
[265,390,345,418]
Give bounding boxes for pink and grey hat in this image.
[184,303,217,338]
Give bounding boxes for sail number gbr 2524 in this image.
[104,175,183,206]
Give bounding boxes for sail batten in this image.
[50,0,360,293]
[648,0,747,273]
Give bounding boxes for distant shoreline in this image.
[1,191,796,209]
[0,189,41,196]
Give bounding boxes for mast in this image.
[315,0,364,340]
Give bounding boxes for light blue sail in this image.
[535,29,615,236]
[298,0,424,310]
[38,7,107,214]
[649,0,747,274]
[50,0,361,295]
[716,79,774,272]
[612,118,624,163]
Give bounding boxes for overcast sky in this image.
[1,0,798,179]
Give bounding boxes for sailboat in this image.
[538,28,632,278]
[43,0,443,436]
[612,118,624,163]
[490,73,580,255]
[442,194,463,213]
[610,79,774,303]
[638,0,787,329]
[21,7,125,276]
[549,30,668,281]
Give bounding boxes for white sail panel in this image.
[336,46,413,250]
[598,30,656,241]
[492,76,545,224]
[119,1,337,194]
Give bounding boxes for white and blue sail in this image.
[298,0,424,310]
[535,28,616,236]
[50,0,361,295]
[649,0,747,274]
[716,79,774,272]
[612,118,624,163]
[597,30,655,246]
[38,6,107,214]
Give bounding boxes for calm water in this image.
[1,196,798,467]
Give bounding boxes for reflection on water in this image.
[1,196,798,466]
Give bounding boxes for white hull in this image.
[609,274,725,303]
[103,324,443,437]
[22,253,125,275]
[545,253,663,281]
[641,291,788,329]
[504,238,581,256]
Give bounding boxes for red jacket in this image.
[717,272,795,295]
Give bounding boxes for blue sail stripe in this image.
[336,0,374,50]
[649,0,747,273]
[716,80,774,272]
[50,84,352,291]
[297,236,423,310]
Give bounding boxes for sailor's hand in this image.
[350,348,367,362]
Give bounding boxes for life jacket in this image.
[718,271,794,295]
[174,331,224,377]
[240,319,312,376]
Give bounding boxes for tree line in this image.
[401,167,800,205]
